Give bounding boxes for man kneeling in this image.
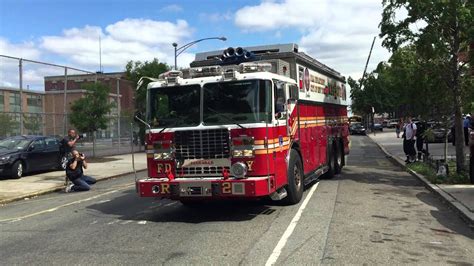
[65,150,96,192]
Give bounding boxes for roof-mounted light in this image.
[190,66,222,78]
[223,69,237,80]
[159,70,183,85]
[239,62,272,73]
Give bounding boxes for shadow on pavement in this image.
[416,191,474,238]
[87,189,284,224]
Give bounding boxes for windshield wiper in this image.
[205,107,246,129]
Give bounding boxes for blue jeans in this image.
[71,175,96,192]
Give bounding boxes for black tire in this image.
[334,142,342,174]
[324,143,335,179]
[11,160,24,179]
[284,149,304,205]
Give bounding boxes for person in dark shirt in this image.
[61,129,80,157]
[65,150,96,192]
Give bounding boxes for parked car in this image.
[373,123,384,131]
[350,123,366,135]
[426,124,453,143]
[388,119,399,128]
[0,135,66,179]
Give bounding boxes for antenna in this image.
[99,34,102,73]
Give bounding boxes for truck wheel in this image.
[12,160,24,179]
[324,144,335,179]
[285,149,304,205]
[335,142,342,174]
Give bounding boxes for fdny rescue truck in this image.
[135,43,349,205]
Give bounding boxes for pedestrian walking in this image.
[415,121,427,160]
[396,119,402,138]
[464,114,471,146]
[65,150,96,192]
[402,117,417,163]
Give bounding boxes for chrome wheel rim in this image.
[17,163,23,177]
[293,164,301,189]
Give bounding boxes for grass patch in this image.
[407,161,471,184]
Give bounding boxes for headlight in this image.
[230,162,248,179]
[232,149,254,158]
[0,155,11,164]
[153,152,173,160]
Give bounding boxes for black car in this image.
[0,135,67,179]
[350,123,366,135]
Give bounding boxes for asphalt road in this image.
[1,136,473,265]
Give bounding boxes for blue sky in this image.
[0,0,391,90]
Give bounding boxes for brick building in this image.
[43,72,135,137]
[0,87,45,136]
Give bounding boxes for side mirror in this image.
[134,111,143,123]
[28,145,35,152]
[289,85,299,101]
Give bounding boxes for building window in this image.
[0,91,4,111]
[9,92,21,112]
[27,94,43,113]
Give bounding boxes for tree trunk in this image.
[450,11,465,174]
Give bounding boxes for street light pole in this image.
[173,36,227,70]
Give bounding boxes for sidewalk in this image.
[0,153,147,205]
[367,129,474,226]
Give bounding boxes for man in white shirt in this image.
[403,117,417,163]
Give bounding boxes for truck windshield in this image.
[148,85,201,127]
[203,79,272,125]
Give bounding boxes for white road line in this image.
[0,184,133,223]
[265,182,320,266]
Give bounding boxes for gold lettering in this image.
[222,182,231,194]
[157,164,164,174]
[161,184,170,194]
[165,163,172,173]
[246,161,254,172]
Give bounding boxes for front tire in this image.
[334,142,342,174]
[284,149,304,205]
[11,160,24,179]
[324,143,336,179]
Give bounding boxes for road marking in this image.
[137,221,147,225]
[265,182,320,266]
[0,184,133,223]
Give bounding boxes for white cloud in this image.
[160,4,183,13]
[235,0,391,80]
[199,12,233,23]
[0,38,43,88]
[40,18,194,70]
[0,38,41,59]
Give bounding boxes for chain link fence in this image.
[0,55,143,157]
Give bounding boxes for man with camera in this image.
[65,150,96,192]
[61,129,82,157]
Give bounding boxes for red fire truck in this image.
[135,43,349,204]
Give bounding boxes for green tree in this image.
[70,83,115,157]
[23,114,43,135]
[380,0,473,173]
[0,113,17,137]
[125,58,170,144]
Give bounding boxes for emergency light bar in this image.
[190,66,222,78]
[159,70,183,85]
[239,62,272,73]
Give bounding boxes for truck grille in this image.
[174,129,230,159]
[177,166,230,176]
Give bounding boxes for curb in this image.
[0,169,147,206]
[368,136,474,228]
